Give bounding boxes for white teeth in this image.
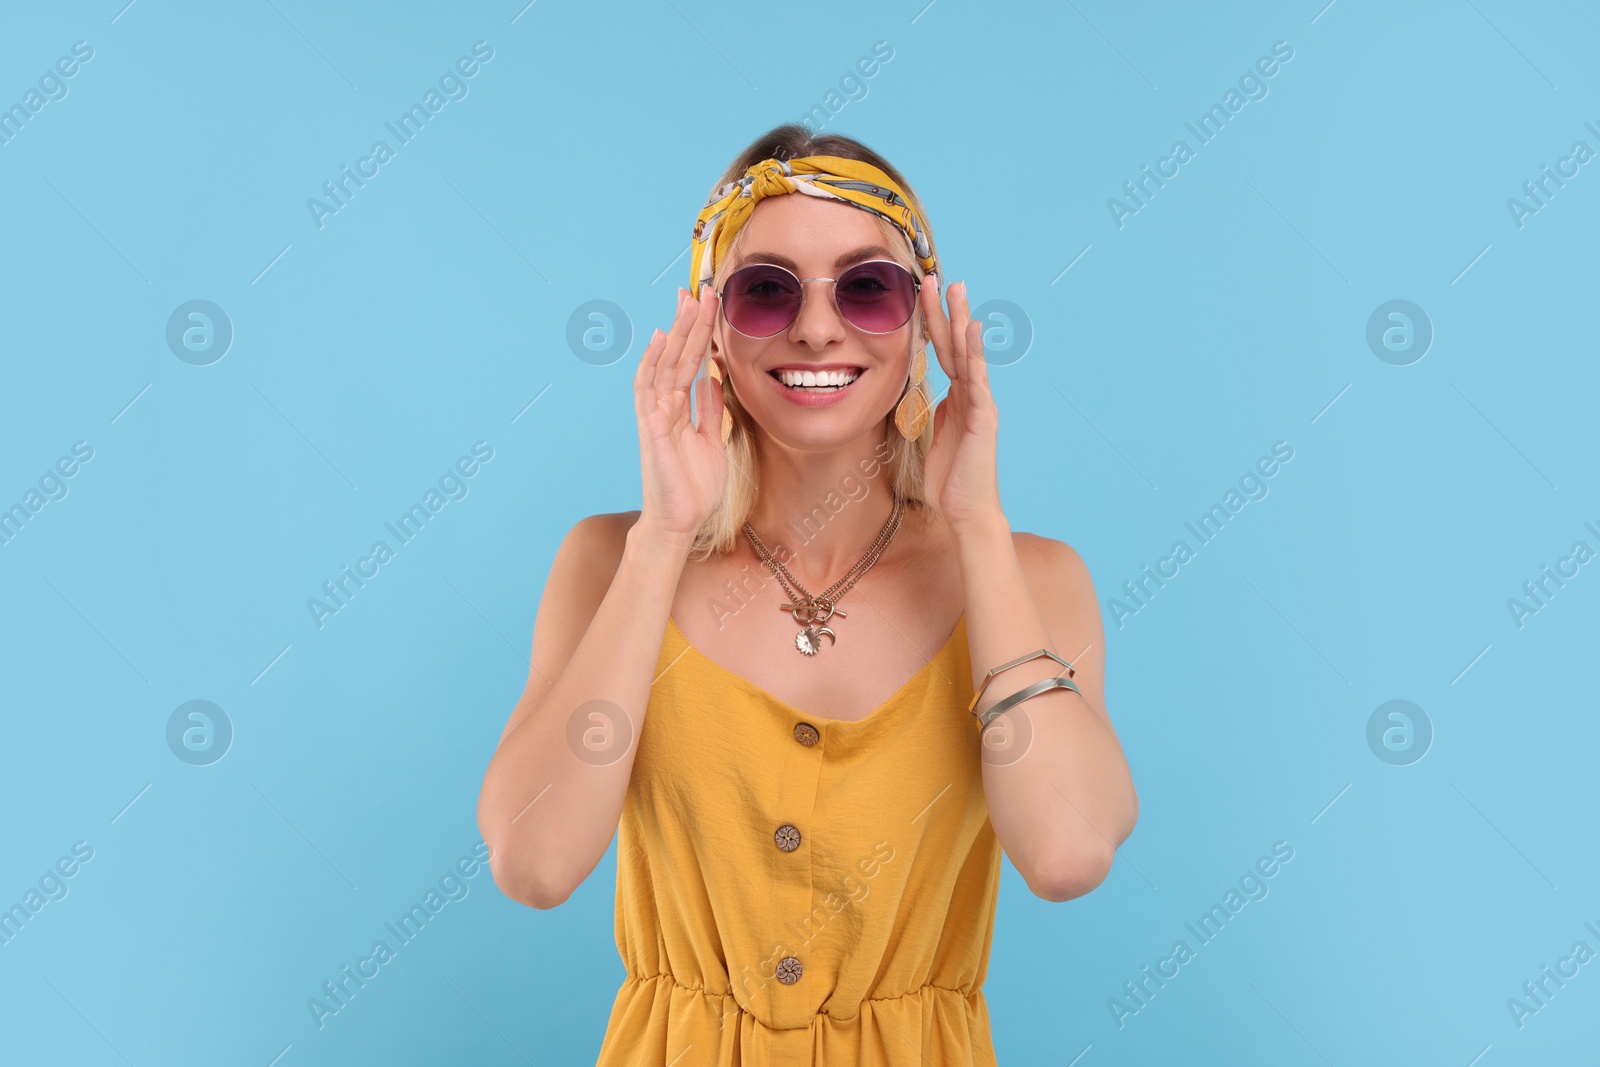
[775,368,860,389]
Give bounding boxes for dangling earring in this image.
[894,348,930,439]
[707,358,734,445]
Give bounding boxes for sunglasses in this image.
[716,259,922,338]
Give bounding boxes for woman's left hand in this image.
[917,275,1004,535]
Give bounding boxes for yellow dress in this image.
[595,613,1003,1066]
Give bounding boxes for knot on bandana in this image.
[744,158,796,200]
[689,153,937,298]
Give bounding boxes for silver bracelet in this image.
[967,647,1076,716]
[976,674,1081,730]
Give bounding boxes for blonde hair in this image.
[687,125,939,564]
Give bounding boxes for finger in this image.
[693,366,708,437]
[653,290,701,404]
[659,289,718,396]
[931,391,950,441]
[653,289,692,380]
[697,363,724,446]
[671,289,719,394]
[965,318,990,393]
[947,280,973,378]
[635,327,666,419]
[919,272,958,380]
[647,302,700,439]
[635,325,663,388]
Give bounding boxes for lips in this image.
[763,366,867,407]
[769,367,862,390]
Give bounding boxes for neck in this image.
[743,428,911,589]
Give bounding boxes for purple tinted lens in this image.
[721,260,919,336]
[835,261,917,333]
[723,264,802,337]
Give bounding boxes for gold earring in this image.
[894,348,930,439]
[707,359,733,445]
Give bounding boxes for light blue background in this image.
[2,1,1596,1063]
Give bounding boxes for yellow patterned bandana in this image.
[689,154,937,298]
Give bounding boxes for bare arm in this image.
[912,276,1137,902]
[962,525,1139,902]
[477,285,726,909]
[476,512,693,908]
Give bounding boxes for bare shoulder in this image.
[570,509,641,542]
[551,510,642,604]
[532,511,641,666]
[562,509,640,564]
[1008,530,1108,712]
[1011,530,1093,587]
[1008,531,1099,626]
[498,510,643,747]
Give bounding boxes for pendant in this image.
[780,598,846,626]
[796,626,835,655]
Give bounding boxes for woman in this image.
[477,124,1139,1065]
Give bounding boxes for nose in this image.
[786,278,848,350]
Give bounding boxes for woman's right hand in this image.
[632,288,728,543]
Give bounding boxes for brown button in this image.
[793,722,819,746]
[774,824,801,852]
[775,955,803,984]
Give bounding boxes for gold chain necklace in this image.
[741,495,906,655]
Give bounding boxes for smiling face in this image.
[710,194,922,451]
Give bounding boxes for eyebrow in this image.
[734,245,895,272]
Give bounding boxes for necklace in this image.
[741,495,906,655]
